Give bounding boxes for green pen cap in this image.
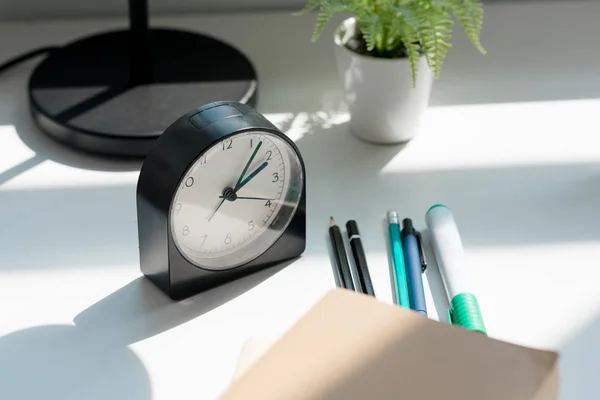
[449,293,487,335]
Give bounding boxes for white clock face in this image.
[169,130,303,270]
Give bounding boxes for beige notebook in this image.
[231,338,274,381]
[223,289,558,400]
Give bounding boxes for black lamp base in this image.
[28,28,258,157]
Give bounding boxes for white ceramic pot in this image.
[334,17,434,144]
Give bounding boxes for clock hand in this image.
[219,196,275,201]
[235,161,268,193]
[209,159,267,223]
[207,198,225,222]
[234,140,263,190]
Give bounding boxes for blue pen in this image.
[387,210,410,308]
[401,218,428,316]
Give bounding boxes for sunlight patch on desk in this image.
[0,266,140,333]
[380,98,600,174]
[0,159,139,191]
[461,241,600,349]
[262,113,295,129]
[264,111,350,142]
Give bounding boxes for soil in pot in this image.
[343,32,410,59]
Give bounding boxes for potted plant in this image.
[295,0,486,144]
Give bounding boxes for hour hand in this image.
[235,161,268,192]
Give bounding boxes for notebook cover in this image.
[220,289,559,400]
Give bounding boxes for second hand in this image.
[208,140,264,222]
[209,157,269,222]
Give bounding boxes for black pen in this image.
[346,220,375,297]
[329,217,354,290]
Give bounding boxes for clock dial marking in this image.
[170,131,301,270]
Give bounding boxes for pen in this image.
[401,218,428,316]
[329,217,355,290]
[346,220,375,296]
[425,204,487,335]
[387,210,410,308]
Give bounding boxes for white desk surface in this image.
[1,1,600,399]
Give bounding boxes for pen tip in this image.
[329,216,336,227]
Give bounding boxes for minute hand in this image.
[235,161,268,192]
[234,140,262,190]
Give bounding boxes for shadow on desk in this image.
[0,183,140,271]
[0,74,141,178]
[0,324,151,400]
[0,263,287,400]
[74,261,290,346]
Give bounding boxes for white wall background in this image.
[0,0,308,20]
[0,0,562,21]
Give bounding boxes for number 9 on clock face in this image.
[169,130,303,270]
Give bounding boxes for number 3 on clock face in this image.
[169,130,303,270]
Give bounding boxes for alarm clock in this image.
[136,101,306,300]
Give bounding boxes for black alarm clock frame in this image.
[136,102,306,300]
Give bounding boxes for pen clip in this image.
[416,231,427,272]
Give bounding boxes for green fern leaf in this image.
[353,12,380,52]
[453,0,486,54]
[310,0,349,42]
[312,9,331,42]
[430,0,453,9]
[386,19,403,51]
[292,0,322,16]
[361,23,378,51]
[393,4,420,30]
[401,30,421,88]
[419,9,453,78]
[296,0,485,87]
